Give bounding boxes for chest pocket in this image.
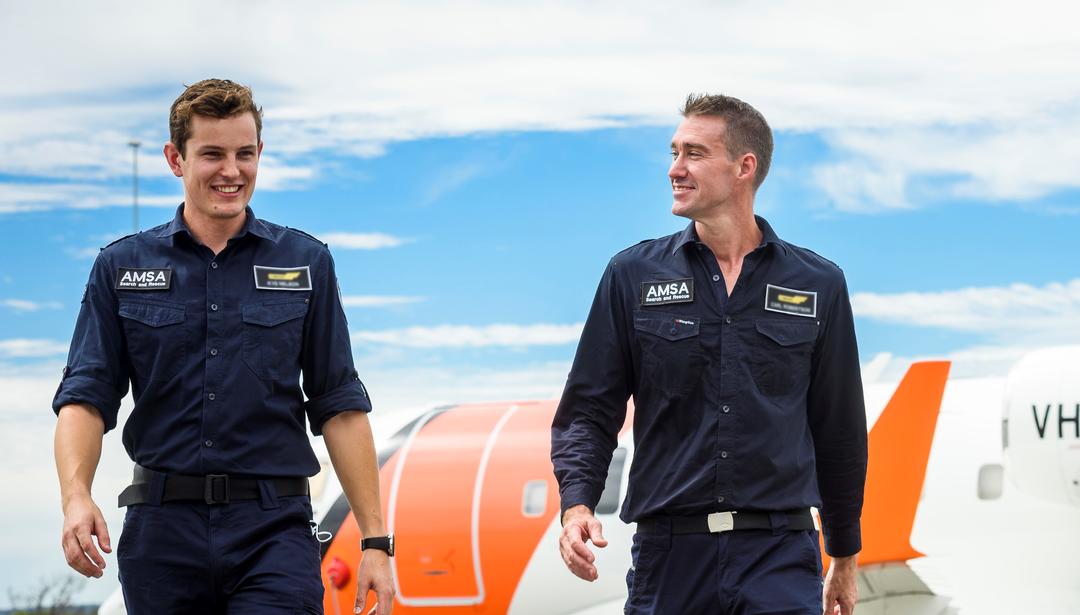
[118,299,188,384]
[633,310,706,399]
[751,319,818,397]
[241,299,309,380]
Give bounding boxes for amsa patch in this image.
[764,284,817,318]
[116,267,171,290]
[641,278,694,306]
[254,265,312,291]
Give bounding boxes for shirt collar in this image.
[672,215,788,256]
[156,203,276,242]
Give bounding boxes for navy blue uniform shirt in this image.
[53,205,371,478]
[551,216,867,557]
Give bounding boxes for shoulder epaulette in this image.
[103,232,138,249]
[284,227,327,247]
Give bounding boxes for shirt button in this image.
[717,496,725,503]
[722,405,730,413]
[204,440,214,448]
[208,392,216,401]
[210,304,219,311]
[712,274,720,282]
[721,451,728,458]
[724,316,732,324]
[209,348,218,356]
[210,261,219,269]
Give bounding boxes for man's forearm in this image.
[322,411,386,536]
[55,403,105,506]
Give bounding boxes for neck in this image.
[693,205,762,266]
[182,205,247,255]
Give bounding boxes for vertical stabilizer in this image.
[854,361,951,565]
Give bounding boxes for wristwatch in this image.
[361,533,394,557]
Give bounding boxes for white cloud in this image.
[0,338,70,358]
[352,322,584,348]
[322,232,409,250]
[813,116,1080,212]
[0,299,63,312]
[340,295,424,307]
[0,182,182,214]
[853,279,1080,344]
[2,1,1080,212]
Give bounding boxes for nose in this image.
[669,154,687,181]
[220,154,240,178]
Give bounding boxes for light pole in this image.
[128,140,141,232]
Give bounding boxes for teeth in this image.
[216,186,240,193]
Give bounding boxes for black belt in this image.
[118,466,309,507]
[637,510,815,535]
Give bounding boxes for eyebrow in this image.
[671,140,711,152]
[195,144,258,154]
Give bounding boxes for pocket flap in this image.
[118,300,186,327]
[634,310,701,341]
[756,319,818,346]
[242,300,309,327]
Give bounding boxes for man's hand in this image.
[823,554,858,615]
[558,505,607,581]
[354,549,394,615]
[60,493,111,578]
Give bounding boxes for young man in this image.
[53,79,394,615]
[552,94,867,615]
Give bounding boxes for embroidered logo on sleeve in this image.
[116,267,172,290]
[764,284,817,317]
[641,278,694,306]
[254,265,312,291]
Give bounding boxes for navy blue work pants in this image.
[625,524,824,614]
[117,486,324,614]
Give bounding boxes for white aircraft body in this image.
[99,348,1080,614]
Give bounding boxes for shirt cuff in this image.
[822,520,862,558]
[559,483,601,519]
[304,379,372,436]
[52,373,122,433]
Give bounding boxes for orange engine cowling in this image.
[319,401,565,614]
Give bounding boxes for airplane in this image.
[99,348,1080,614]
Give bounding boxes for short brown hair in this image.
[681,93,773,191]
[169,79,263,156]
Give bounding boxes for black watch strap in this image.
[361,534,394,557]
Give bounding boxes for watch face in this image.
[388,533,395,556]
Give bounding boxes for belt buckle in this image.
[707,511,735,533]
[205,474,230,505]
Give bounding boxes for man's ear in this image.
[738,152,758,185]
[164,142,184,178]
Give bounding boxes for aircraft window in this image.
[977,463,1004,500]
[521,480,548,517]
[595,448,627,515]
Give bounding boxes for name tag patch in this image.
[116,267,172,290]
[254,265,311,291]
[764,284,817,318]
[641,278,694,306]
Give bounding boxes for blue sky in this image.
[3,0,1080,607]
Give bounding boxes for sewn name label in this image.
[641,278,694,306]
[764,284,817,318]
[116,267,171,290]
[254,265,312,291]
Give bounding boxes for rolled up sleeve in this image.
[301,249,371,435]
[52,253,129,432]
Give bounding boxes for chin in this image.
[209,203,248,218]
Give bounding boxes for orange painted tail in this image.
[849,360,951,566]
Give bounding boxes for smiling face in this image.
[164,112,262,224]
[668,114,756,220]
